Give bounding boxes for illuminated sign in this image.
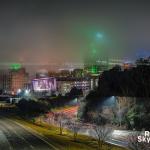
[32,77,56,91]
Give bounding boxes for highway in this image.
[0,116,57,150]
[79,127,129,148]
[45,109,129,148]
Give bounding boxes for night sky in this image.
[0,0,150,71]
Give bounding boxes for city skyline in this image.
[0,0,150,70]
[0,1,150,149]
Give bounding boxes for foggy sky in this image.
[0,0,150,71]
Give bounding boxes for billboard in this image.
[32,77,56,92]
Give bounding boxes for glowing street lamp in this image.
[25,89,30,96]
[17,89,21,93]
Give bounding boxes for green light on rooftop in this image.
[91,65,98,74]
[10,63,21,70]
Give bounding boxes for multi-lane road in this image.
[0,106,130,150]
[46,107,129,148]
[0,116,57,150]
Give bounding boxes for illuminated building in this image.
[74,81,90,90]
[84,58,125,75]
[57,77,91,96]
[0,66,29,95]
[36,69,48,78]
[123,63,133,70]
[72,69,84,78]
[0,70,11,93]
[59,69,71,77]
[57,80,74,96]
[32,77,57,92]
[48,71,59,77]
[10,67,29,94]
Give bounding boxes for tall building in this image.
[10,67,29,94]
[32,77,57,92]
[84,59,124,75]
[57,80,74,96]
[0,70,11,92]
[57,77,91,96]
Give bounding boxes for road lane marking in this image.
[5,118,59,150]
[30,145,34,149]
[1,120,35,150]
[0,130,13,150]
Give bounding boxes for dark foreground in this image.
[0,115,55,150]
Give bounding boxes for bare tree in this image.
[67,119,81,141]
[46,112,55,125]
[115,95,136,128]
[92,124,112,150]
[90,112,112,150]
[54,112,68,135]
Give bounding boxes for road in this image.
[0,116,57,150]
[79,127,129,148]
[45,112,129,148]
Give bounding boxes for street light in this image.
[24,89,30,96]
[17,89,21,94]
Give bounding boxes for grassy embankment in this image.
[13,116,127,150]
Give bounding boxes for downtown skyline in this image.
[0,0,150,72]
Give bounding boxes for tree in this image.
[67,119,81,141]
[80,57,150,129]
[92,124,112,150]
[46,112,55,125]
[16,99,51,117]
[113,96,134,127]
[54,112,68,135]
[90,112,112,150]
[125,104,148,130]
[68,87,83,98]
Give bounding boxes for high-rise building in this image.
[10,67,29,94]
[57,80,74,96]
[0,70,11,92]
[56,77,91,96]
[84,59,124,75]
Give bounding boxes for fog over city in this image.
[0,0,150,72]
[0,1,150,150]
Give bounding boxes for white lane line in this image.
[0,130,13,150]
[0,117,35,150]
[30,145,34,149]
[5,118,59,150]
[7,125,35,150]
